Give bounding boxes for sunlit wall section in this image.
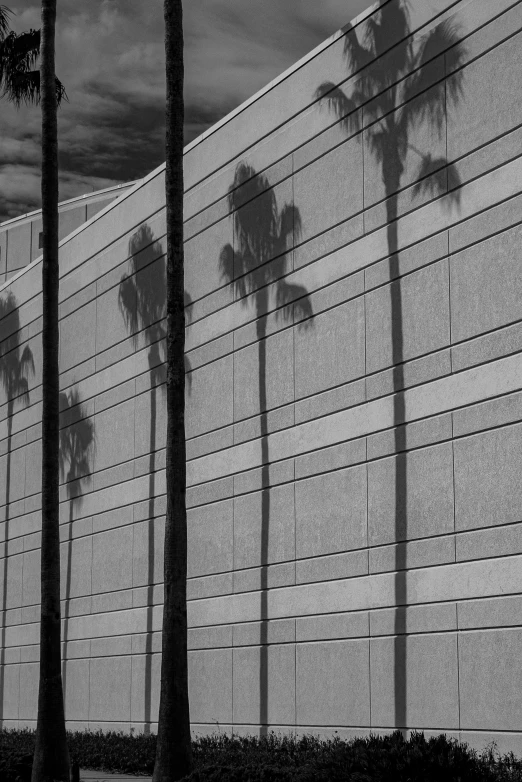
[0,0,521,753]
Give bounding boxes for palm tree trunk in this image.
[153,1,192,780]
[32,1,69,780]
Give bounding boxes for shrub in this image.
[2,728,522,781]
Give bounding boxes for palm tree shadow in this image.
[0,292,34,726]
[119,223,192,733]
[220,163,313,734]
[59,388,95,708]
[316,3,467,731]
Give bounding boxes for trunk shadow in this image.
[58,388,95,711]
[315,1,467,731]
[0,293,34,726]
[220,164,313,733]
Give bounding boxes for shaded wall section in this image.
[0,0,522,753]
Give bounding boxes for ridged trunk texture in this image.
[153,1,192,780]
[32,1,70,781]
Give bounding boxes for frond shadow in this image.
[314,0,468,733]
[219,162,314,733]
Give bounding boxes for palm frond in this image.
[0,29,40,72]
[0,5,11,40]
[315,82,360,135]
[2,68,67,108]
[55,73,69,105]
[2,69,39,106]
[0,29,40,105]
[0,26,67,106]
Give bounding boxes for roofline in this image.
[0,180,139,229]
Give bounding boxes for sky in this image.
[0,0,370,222]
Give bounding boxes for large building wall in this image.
[0,0,522,752]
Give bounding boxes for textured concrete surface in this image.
[0,0,521,753]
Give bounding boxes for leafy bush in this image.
[2,728,522,781]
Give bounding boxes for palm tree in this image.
[0,292,34,725]
[152,1,192,779]
[220,162,312,731]
[0,5,66,106]
[31,0,69,780]
[316,2,466,731]
[58,388,95,716]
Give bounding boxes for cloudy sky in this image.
[0,0,370,222]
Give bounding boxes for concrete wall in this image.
[1,0,522,753]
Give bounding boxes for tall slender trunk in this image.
[0,404,13,725]
[32,1,69,780]
[385,159,408,733]
[256,289,270,735]
[153,1,192,779]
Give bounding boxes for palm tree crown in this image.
[0,4,66,106]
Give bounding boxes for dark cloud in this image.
[0,0,369,222]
